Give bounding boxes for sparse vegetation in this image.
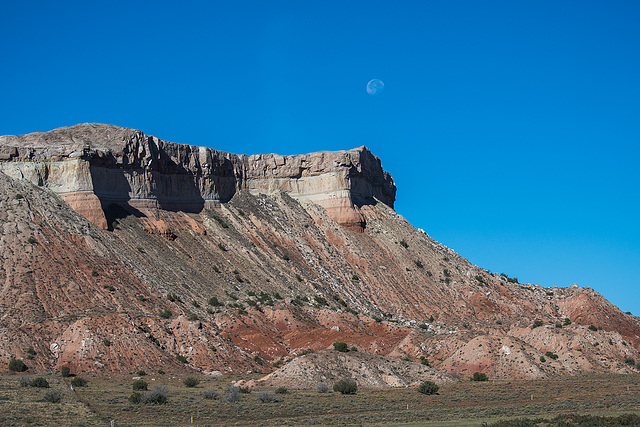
[333,379,357,395]
[225,386,241,403]
[545,351,559,360]
[103,338,111,346]
[60,366,70,377]
[27,236,37,244]
[136,370,146,376]
[414,260,424,268]
[275,386,288,394]
[624,357,635,366]
[160,309,172,319]
[257,391,278,403]
[208,296,223,306]
[30,377,50,388]
[531,320,543,329]
[399,239,408,248]
[417,380,439,395]
[141,385,168,404]
[202,389,219,400]
[176,355,188,364]
[588,324,598,331]
[217,242,227,251]
[316,382,329,393]
[352,274,360,281]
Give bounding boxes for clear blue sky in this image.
[2,1,639,314]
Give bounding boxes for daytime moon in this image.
[366,79,384,95]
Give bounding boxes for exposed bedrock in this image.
[0,123,396,232]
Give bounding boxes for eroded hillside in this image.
[0,124,638,382]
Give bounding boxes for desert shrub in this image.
[19,376,31,387]
[540,356,546,362]
[208,296,223,306]
[175,355,188,364]
[316,382,329,393]
[472,372,488,382]
[160,309,172,319]
[26,347,36,356]
[545,351,559,360]
[132,380,148,391]
[30,377,50,388]
[420,356,430,366]
[351,274,359,281]
[239,386,251,394]
[257,391,278,403]
[564,318,572,325]
[275,386,288,394]
[141,385,168,404]
[417,380,439,395]
[128,392,142,404]
[333,342,349,352]
[202,389,219,400]
[333,379,357,395]
[217,242,227,251]
[8,358,27,372]
[183,376,200,387]
[225,386,241,403]
[414,260,424,269]
[42,390,62,403]
[531,320,543,329]
[71,377,88,387]
[136,370,146,376]
[60,366,70,377]
[624,357,635,366]
[103,338,111,346]
[399,239,408,248]
[15,194,24,199]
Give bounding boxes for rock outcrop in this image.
[0,123,395,232]
[0,123,638,381]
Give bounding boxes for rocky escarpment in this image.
[0,123,395,232]
[1,123,639,382]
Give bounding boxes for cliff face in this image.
[0,124,638,380]
[0,123,395,232]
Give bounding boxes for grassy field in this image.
[1,372,639,426]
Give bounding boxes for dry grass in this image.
[0,372,639,426]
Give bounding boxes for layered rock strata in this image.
[0,123,395,232]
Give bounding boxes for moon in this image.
[366,79,384,95]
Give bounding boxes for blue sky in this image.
[2,1,639,314]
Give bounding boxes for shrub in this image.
[71,377,88,387]
[91,270,99,277]
[202,389,219,400]
[9,358,27,372]
[225,386,241,403]
[588,324,598,331]
[540,356,546,362]
[333,379,357,395]
[414,260,424,269]
[19,376,31,387]
[42,390,62,403]
[564,318,572,326]
[218,242,227,251]
[625,357,636,366]
[132,380,148,391]
[417,380,439,395]
[142,385,168,404]
[239,386,251,394]
[27,236,37,244]
[545,351,559,360]
[60,366,70,377]
[399,239,408,248]
[103,338,111,346]
[30,377,50,388]
[136,370,146,376]
[257,391,278,403]
[160,309,172,319]
[317,382,329,393]
[471,372,488,382]
[15,194,24,199]
[351,274,359,281]
[420,356,430,366]
[26,347,36,356]
[531,320,543,329]
[183,376,200,388]
[275,386,288,394]
[208,296,223,306]
[176,355,188,364]
[333,342,349,352]
[128,392,142,404]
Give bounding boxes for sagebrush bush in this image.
[142,385,168,404]
[128,392,142,404]
[225,386,241,403]
[417,380,439,395]
[333,379,357,395]
[19,376,31,387]
[42,390,62,403]
[316,382,329,393]
[275,386,288,394]
[202,389,219,400]
[257,391,278,403]
[183,376,200,387]
[132,380,148,391]
[333,342,349,352]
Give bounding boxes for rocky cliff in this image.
[0,123,395,232]
[0,124,638,382]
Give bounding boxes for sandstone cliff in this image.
[0,124,638,382]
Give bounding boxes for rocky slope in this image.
[0,124,638,383]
